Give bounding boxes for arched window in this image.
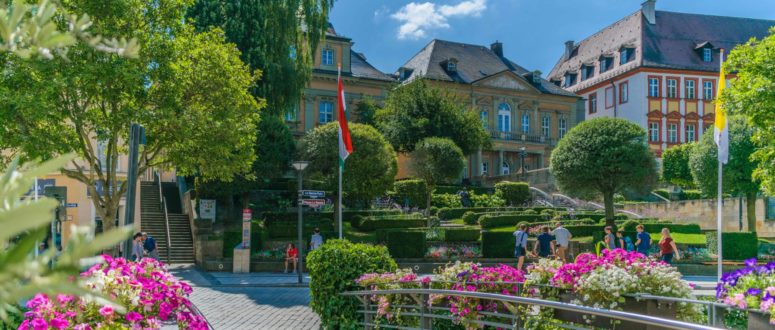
[501,161,510,175]
[497,103,511,132]
[480,110,489,129]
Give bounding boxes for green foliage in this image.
[494,181,531,206]
[706,232,759,260]
[410,137,465,210]
[187,0,332,115]
[254,115,296,180]
[434,185,492,195]
[444,228,481,242]
[564,225,605,238]
[642,223,702,234]
[354,97,379,126]
[393,180,428,208]
[299,123,398,206]
[654,189,671,200]
[437,207,522,220]
[469,192,506,207]
[356,217,428,232]
[662,143,697,187]
[307,240,397,329]
[481,231,516,258]
[387,231,426,258]
[725,29,775,195]
[375,79,490,155]
[621,220,640,231]
[479,214,542,229]
[550,118,657,226]
[462,211,480,225]
[266,221,335,239]
[680,190,703,200]
[431,193,462,208]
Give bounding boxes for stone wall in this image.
[623,197,775,237]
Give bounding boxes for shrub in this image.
[481,231,516,258]
[308,240,397,329]
[707,232,758,260]
[357,218,427,231]
[437,207,520,220]
[462,211,480,225]
[394,180,428,207]
[522,209,538,215]
[375,228,426,243]
[564,225,605,238]
[681,190,703,200]
[479,214,542,229]
[654,189,670,200]
[445,228,481,242]
[222,230,241,258]
[432,193,462,208]
[621,219,640,231]
[641,223,702,234]
[429,206,439,216]
[578,218,597,225]
[469,192,506,207]
[386,230,426,258]
[434,185,492,195]
[494,181,531,206]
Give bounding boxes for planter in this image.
[748,310,772,330]
[554,293,677,330]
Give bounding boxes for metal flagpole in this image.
[337,64,343,239]
[338,163,343,239]
[34,177,39,257]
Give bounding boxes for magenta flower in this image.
[30,318,47,330]
[99,305,114,317]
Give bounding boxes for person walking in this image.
[635,225,652,255]
[617,229,634,252]
[658,228,680,264]
[513,224,529,270]
[310,228,324,251]
[552,222,572,262]
[142,232,159,260]
[131,233,144,262]
[533,226,555,259]
[603,226,616,250]
[284,243,299,273]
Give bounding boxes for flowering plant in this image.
[425,243,481,260]
[525,258,563,286]
[356,269,427,326]
[19,256,207,330]
[717,259,775,325]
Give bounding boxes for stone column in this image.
[476,149,483,176]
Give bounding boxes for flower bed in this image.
[425,243,481,260]
[716,258,775,326]
[19,256,207,330]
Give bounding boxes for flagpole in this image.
[716,49,725,281]
[337,63,343,239]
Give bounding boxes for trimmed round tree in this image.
[550,118,657,227]
[495,181,531,206]
[409,137,465,212]
[662,143,696,188]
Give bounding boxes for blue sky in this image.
[328,0,775,75]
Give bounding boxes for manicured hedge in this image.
[437,207,518,220]
[481,231,516,258]
[719,232,758,260]
[267,222,335,238]
[570,213,628,221]
[640,223,702,234]
[357,218,427,231]
[387,230,426,258]
[445,228,481,242]
[564,225,605,238]
[393,180,428,207]
[263,209,400,225]
[495,181,531,206]
[479,214,542,229]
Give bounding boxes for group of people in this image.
[513,223,682,270]
[130,232,158,262]
[283,228,324,273]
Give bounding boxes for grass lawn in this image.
[343,222,376,243]
[448,218,465,225]
[662,233,706,245]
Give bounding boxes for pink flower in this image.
[421,276,431,284]
[99,305,114,317]
[73,324,92,330]
[125,311,144,322]
[31,318,47,330]
[50,316,69,329]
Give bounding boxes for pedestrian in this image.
[142,232,159,260]
[635,224,652,255]
[533,226,555,259]
[552,222,572,262]
[658,228,680,264]
[284,243,298,273]
[513,224,529,270]
[131,232,144,262]
[310,228,324,251]
[617,229,634,252]
[604,226,616,250]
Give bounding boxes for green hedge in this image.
[438,207,521,220]
[387,230,426,258]
[445,228,481,242]
[263,209,401,225]
[267,220,335,238]
[394,180,428,207]
[479,214,542,229]
[462,211,480,225]
[715,232,758,260]
[434,185,492,195]
[564,225,605,238]
[481,231,516,258]
[357,218,427,231]
[641,223,702,234]
[495,181,531,206]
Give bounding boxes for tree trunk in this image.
[603,191,616,228]
[425,185,434,217]
[746,191,757,233]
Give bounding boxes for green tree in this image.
[409,137,465,212]
[353,97,379,126]
[254,115,296,180]
[0,1,262,232]
[662,143,696,187]
[187,0,333,115]
[725,28,775,195]
[550,118,657,227]
[375,79,490,155]
[298,123,397,208]
[689,117,760,232]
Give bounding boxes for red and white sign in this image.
[302,199,326,208]
[241,209,252,249]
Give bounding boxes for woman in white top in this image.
[132,232,144,262]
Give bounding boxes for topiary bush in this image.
[394,179,428,207]
[445,228,481,242]
[494,181,531,206]
[431,193,462,208]
[356,217,427,231]
[387,230,426,258]
[706,232,758,260]
[479,214,542,229]
[621,219,640,231]
[481,231,516,258]
[564,225,605,238]
[680,190,703,200]
[308,239,397,329]
[462,211,480,225]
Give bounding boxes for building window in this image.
[581,65,595,80]
[667,79,677,98]
[497,103,511,132]
[521,113,530,133]
[480,110,488,129]
[600,57,613,73]
[605,87,614,108]
[321,48,334,66]
[541,116,550,137]
[648,77,660,97]
[703,81,714,100]
[685,80,696,99]
[558,118,567,138]
[619,82,629,103]
[319,101,333,123]
[668,123,678,143]
[620,47,634,64]
[686,124,696,142]
[501,162,510,175]
[649,122,660,142]
[447,61,457,72]
[564,73,577,87]
[285,104,298,121]
[703,48,712,62]
[589,93,597,114]
[481,162,488,175]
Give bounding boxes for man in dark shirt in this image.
[533,226,555,258]
[142,232,159,260]
[635,224,652,255]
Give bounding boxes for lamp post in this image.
[519,147,527,182]
[292,161,309,284]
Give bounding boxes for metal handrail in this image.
[341,289,721,330]
[155,172,172,263]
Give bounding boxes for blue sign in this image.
[66,203,78,208]
[25,179,55,196]
[302,190,326,198]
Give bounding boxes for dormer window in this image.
[599,56,613,73]
[564,72,577,87]
[551,79,561,87]
[620,47,635,64]
[532,71,541,84]
[581,64,595,81]
[398,67,414,81]
[322,48,335,66]
[703,48,712,62]
[445,58,458,72]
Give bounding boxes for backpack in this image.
[624,236,635,252]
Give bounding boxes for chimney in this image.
[564,40,575,60]
[642,0,656,25]
[490,41,503,57]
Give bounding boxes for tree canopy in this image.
[375,80,490,155]
[725,28,775,195]
[298,123,397,207]
[410,137,465,210]
[187,0,333,115]
[661,143,696,187]
[550,117,657,226]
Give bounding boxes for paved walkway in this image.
[169,265,320,330]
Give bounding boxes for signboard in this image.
[302,199,326,208]
[199,199,216,220]
[25,179,55,197]
[88,180,124,197]
[241,209,252,249]
[302,190,326,198]
[66,203,78,208]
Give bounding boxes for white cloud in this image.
[391,0,487,40]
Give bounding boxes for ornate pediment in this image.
[666,111,682,120]
[685,112,699,121]
[472,71,539,93]
[647,110,663,118]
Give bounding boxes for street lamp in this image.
[519,147,527,182]
[292,161,309,284]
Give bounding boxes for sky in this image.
[328,0,775,75]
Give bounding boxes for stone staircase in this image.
[140,181,195,264]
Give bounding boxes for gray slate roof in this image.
[400,39,576,97]
[350,51,395,81]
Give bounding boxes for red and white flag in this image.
[337,64,353,166]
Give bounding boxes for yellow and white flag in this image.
[713,49,728,165]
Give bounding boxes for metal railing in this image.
[342,288,722,330]
[627,293,732,328]
[155,172,172,263]
[489,131,554,145]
